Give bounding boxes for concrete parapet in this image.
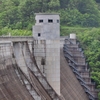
[0,36,33,42]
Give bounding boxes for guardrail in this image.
[0,36,33,41]
[65,51,96,100]
[64,37,97,100]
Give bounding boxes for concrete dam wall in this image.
[0,38,98,100]
[0,13,98,100]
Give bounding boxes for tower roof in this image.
[35,13,60,15]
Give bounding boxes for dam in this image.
[0,13,98,100]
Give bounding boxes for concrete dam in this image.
[0,13,98,100]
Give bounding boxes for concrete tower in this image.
[33,13,60,95]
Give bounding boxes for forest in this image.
[0,0,100,99]
[0,0,100,30]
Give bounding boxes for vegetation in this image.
[77,28,100,89]
[78,28,100,99]
[61,26,100,99]
[0,0,100,99]
[0,0,100,31]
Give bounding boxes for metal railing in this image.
[64,38,97,100]
[64,46,84,57]
[65,53,96,100]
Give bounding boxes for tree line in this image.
[0,0,100,31]
[0,0,100,98]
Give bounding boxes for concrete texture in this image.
[60,48,89,100]
[13,42,28,76]
[33,13,60,95]
[33,14,60,39]
[0,36,33,42]
[45,40,60,95]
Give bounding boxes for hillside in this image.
[0,0,100,30]
[61,26,100,99]
[0,0,100,99]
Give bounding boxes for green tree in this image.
[48,0,60,10]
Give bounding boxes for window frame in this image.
[48,19,53,23]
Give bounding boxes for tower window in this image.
[38,33,41,37]
[39,19,43,23]
[57,20,59,23]
[48,19,53,23]
[41,58,45,65]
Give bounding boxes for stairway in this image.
[60,48,89,100]
[63,37,98,100]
